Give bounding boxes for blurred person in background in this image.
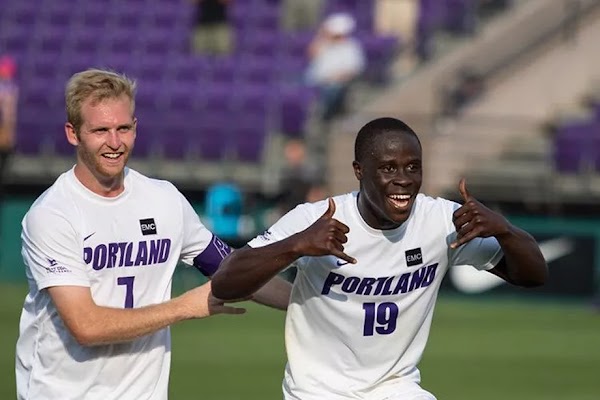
[280,0,324,32]
[274,138,322,218]
[0,55,18,237]
[0,55,18,195]
[441,68,486,117]
[191,0,233,56]
[212,117,548,400]
[305,13,366,121]
[269,138,325,284]
[204,182,255,248]
[15,69,290,400]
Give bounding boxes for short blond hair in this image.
[65,69,137,132]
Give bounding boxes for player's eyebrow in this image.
[90,126,109,132]
[90,123,133,132]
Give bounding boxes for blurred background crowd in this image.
[1,1,600,398]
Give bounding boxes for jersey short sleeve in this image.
[248,202,318,248]
[248,202,321,270]
[21,207,90,289]
[444,200,504,271]
[177,191,231,276]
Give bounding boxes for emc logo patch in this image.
[139,218,157,235]
[405,248,423,267]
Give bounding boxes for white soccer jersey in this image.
[248,192,503,400]
[16,167,229,400]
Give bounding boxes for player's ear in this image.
[65,122,79,146]
[352,160,363,180]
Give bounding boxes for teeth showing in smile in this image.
[387,194,410,209]
[388,194,410,200]
[103,153,120,159]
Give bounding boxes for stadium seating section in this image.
[0,0,401,166]
[553,104,600,173]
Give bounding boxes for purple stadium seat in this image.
[276,86,317,137]
[279,32,312,59]
[167,84,202,113]
[252,7,279,32]
[166,56,211,85]
[233,115,268,162]
[160,121,196,160]
[238,57,275,84]
[238,31,279,58]
[135,56,167,85]
[17,107,61,155]
[1,24,31,54]
[235,83,272,115]
[141,28,173,55]
[62,55,99,77]
[101,55,136,76]
[196,119,233,161]
[359,34,400,83]
[33,26,66,53]
[553,121,597,172]
[209,58,237,84]
[7,3,38,26]
[200,84,234,114]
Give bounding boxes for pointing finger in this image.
[333,250,356,265]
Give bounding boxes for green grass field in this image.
[2,282,599,400]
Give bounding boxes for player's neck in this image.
[73,164,125,198]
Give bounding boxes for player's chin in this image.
[98,154,128,173]
[385,203,413,224]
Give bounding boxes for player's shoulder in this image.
[127,168,179,195]
[414,193,460,217]
[25,172,77,220]
[296,192,355,217]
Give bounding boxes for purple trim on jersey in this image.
[193,234,231,276]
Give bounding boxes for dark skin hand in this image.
[451,178,548,287]
[212,198,356,300]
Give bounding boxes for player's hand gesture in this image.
[181,281,247,319]
[295,198,356,264]
[450,178,510,249]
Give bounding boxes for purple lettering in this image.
[92,244,107,270]
[356,277,376,295]
[409,267,426,291]
[341,276,360,293]
[373,277,388,295]
[83,247,92,264]
[321,272,344,295]
[392,273,410,294]
[380,276,395,295]
[135,241,148,266]
[107,243,119,268]
[158,239,171,263]
[124,242,134,267]
[421,263,438,287]
[117,242,128,266]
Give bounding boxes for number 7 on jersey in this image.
[117,276,135,308]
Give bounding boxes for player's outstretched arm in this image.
[450,178,548,287]
[212,198,356,300]
[47,281,245,346]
